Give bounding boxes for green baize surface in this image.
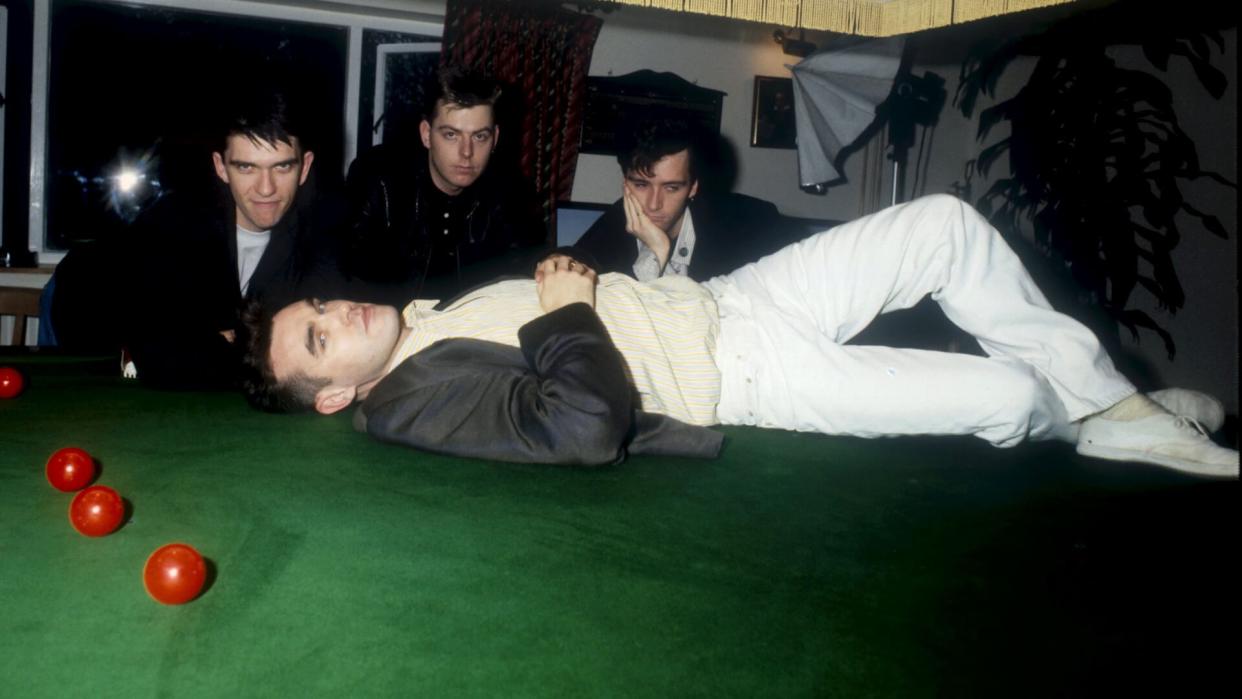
[0,361,1236,697]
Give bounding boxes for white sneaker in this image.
[1148,388,1226,433]
[1078,412,1239,478]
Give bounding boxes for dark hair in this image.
[421,65,503,122]
[617,119,699,181]
[237,298,329,413]
[218,86,308,155]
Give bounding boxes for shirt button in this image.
[679,247,689,256]
[443,212,450,218]
[443,229,450,235]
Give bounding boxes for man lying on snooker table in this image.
[238,194,1237,477]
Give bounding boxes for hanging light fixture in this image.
[773,28,817,57]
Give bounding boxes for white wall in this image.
[1107,34,1237,411]
[571,8,869,221]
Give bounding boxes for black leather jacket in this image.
[342,143,546,304]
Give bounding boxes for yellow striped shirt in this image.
[389,273,722,425]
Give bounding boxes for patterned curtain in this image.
[441,0,603,239]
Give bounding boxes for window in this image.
[46,0,349,250]
[2,0,36,268]
[22,0,441,261]
[1,5,8,239]
[358,30,440,153]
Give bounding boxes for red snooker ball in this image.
[143,543,207,605]
[46,447,97,492]
[69,485,126,537]
[0,366,24,399]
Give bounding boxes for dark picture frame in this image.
[750,76,796,149]
[581,70,725,155]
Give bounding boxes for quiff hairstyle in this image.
[218,86,308,155]
[421,66,503,121]
[238,299,329,413]
[616,119,699,181]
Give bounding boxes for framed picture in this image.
[581,70,725,155]
[751,76,796,149]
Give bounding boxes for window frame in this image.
[371,42,442,146]
[27,0,442,263]
[1,5,8,238]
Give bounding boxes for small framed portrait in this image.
[751,76,796,149]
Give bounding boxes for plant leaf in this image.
[1116,309,1177,360]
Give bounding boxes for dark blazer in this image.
[52,179,349,390]
[355,303,724,466]
[572,192,806,281]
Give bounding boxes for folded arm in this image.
[356,303,636,465]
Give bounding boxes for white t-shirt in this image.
[236,226,271,295]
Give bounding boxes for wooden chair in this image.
[0,286,43,346]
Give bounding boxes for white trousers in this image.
[702,194,1136,447]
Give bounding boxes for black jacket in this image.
[572,192,806,282]
[342,143,547,305]
[52,178,349,390]
[355,303,724,465]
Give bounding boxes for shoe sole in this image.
[1077,443,1239,478]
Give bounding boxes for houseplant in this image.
[953,0,1234,360]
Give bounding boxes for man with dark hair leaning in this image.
[52,86,347,389]
[573,119,803,282]
[341,66,545,306]
[237,194,1235,478]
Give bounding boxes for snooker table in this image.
[1,354,1237,697]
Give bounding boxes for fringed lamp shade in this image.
[604,0,1075,36]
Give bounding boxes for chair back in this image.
[0,286,43,346]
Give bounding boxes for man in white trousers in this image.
[240,194,1236,475]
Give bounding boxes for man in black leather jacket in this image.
[341,67,545,306]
